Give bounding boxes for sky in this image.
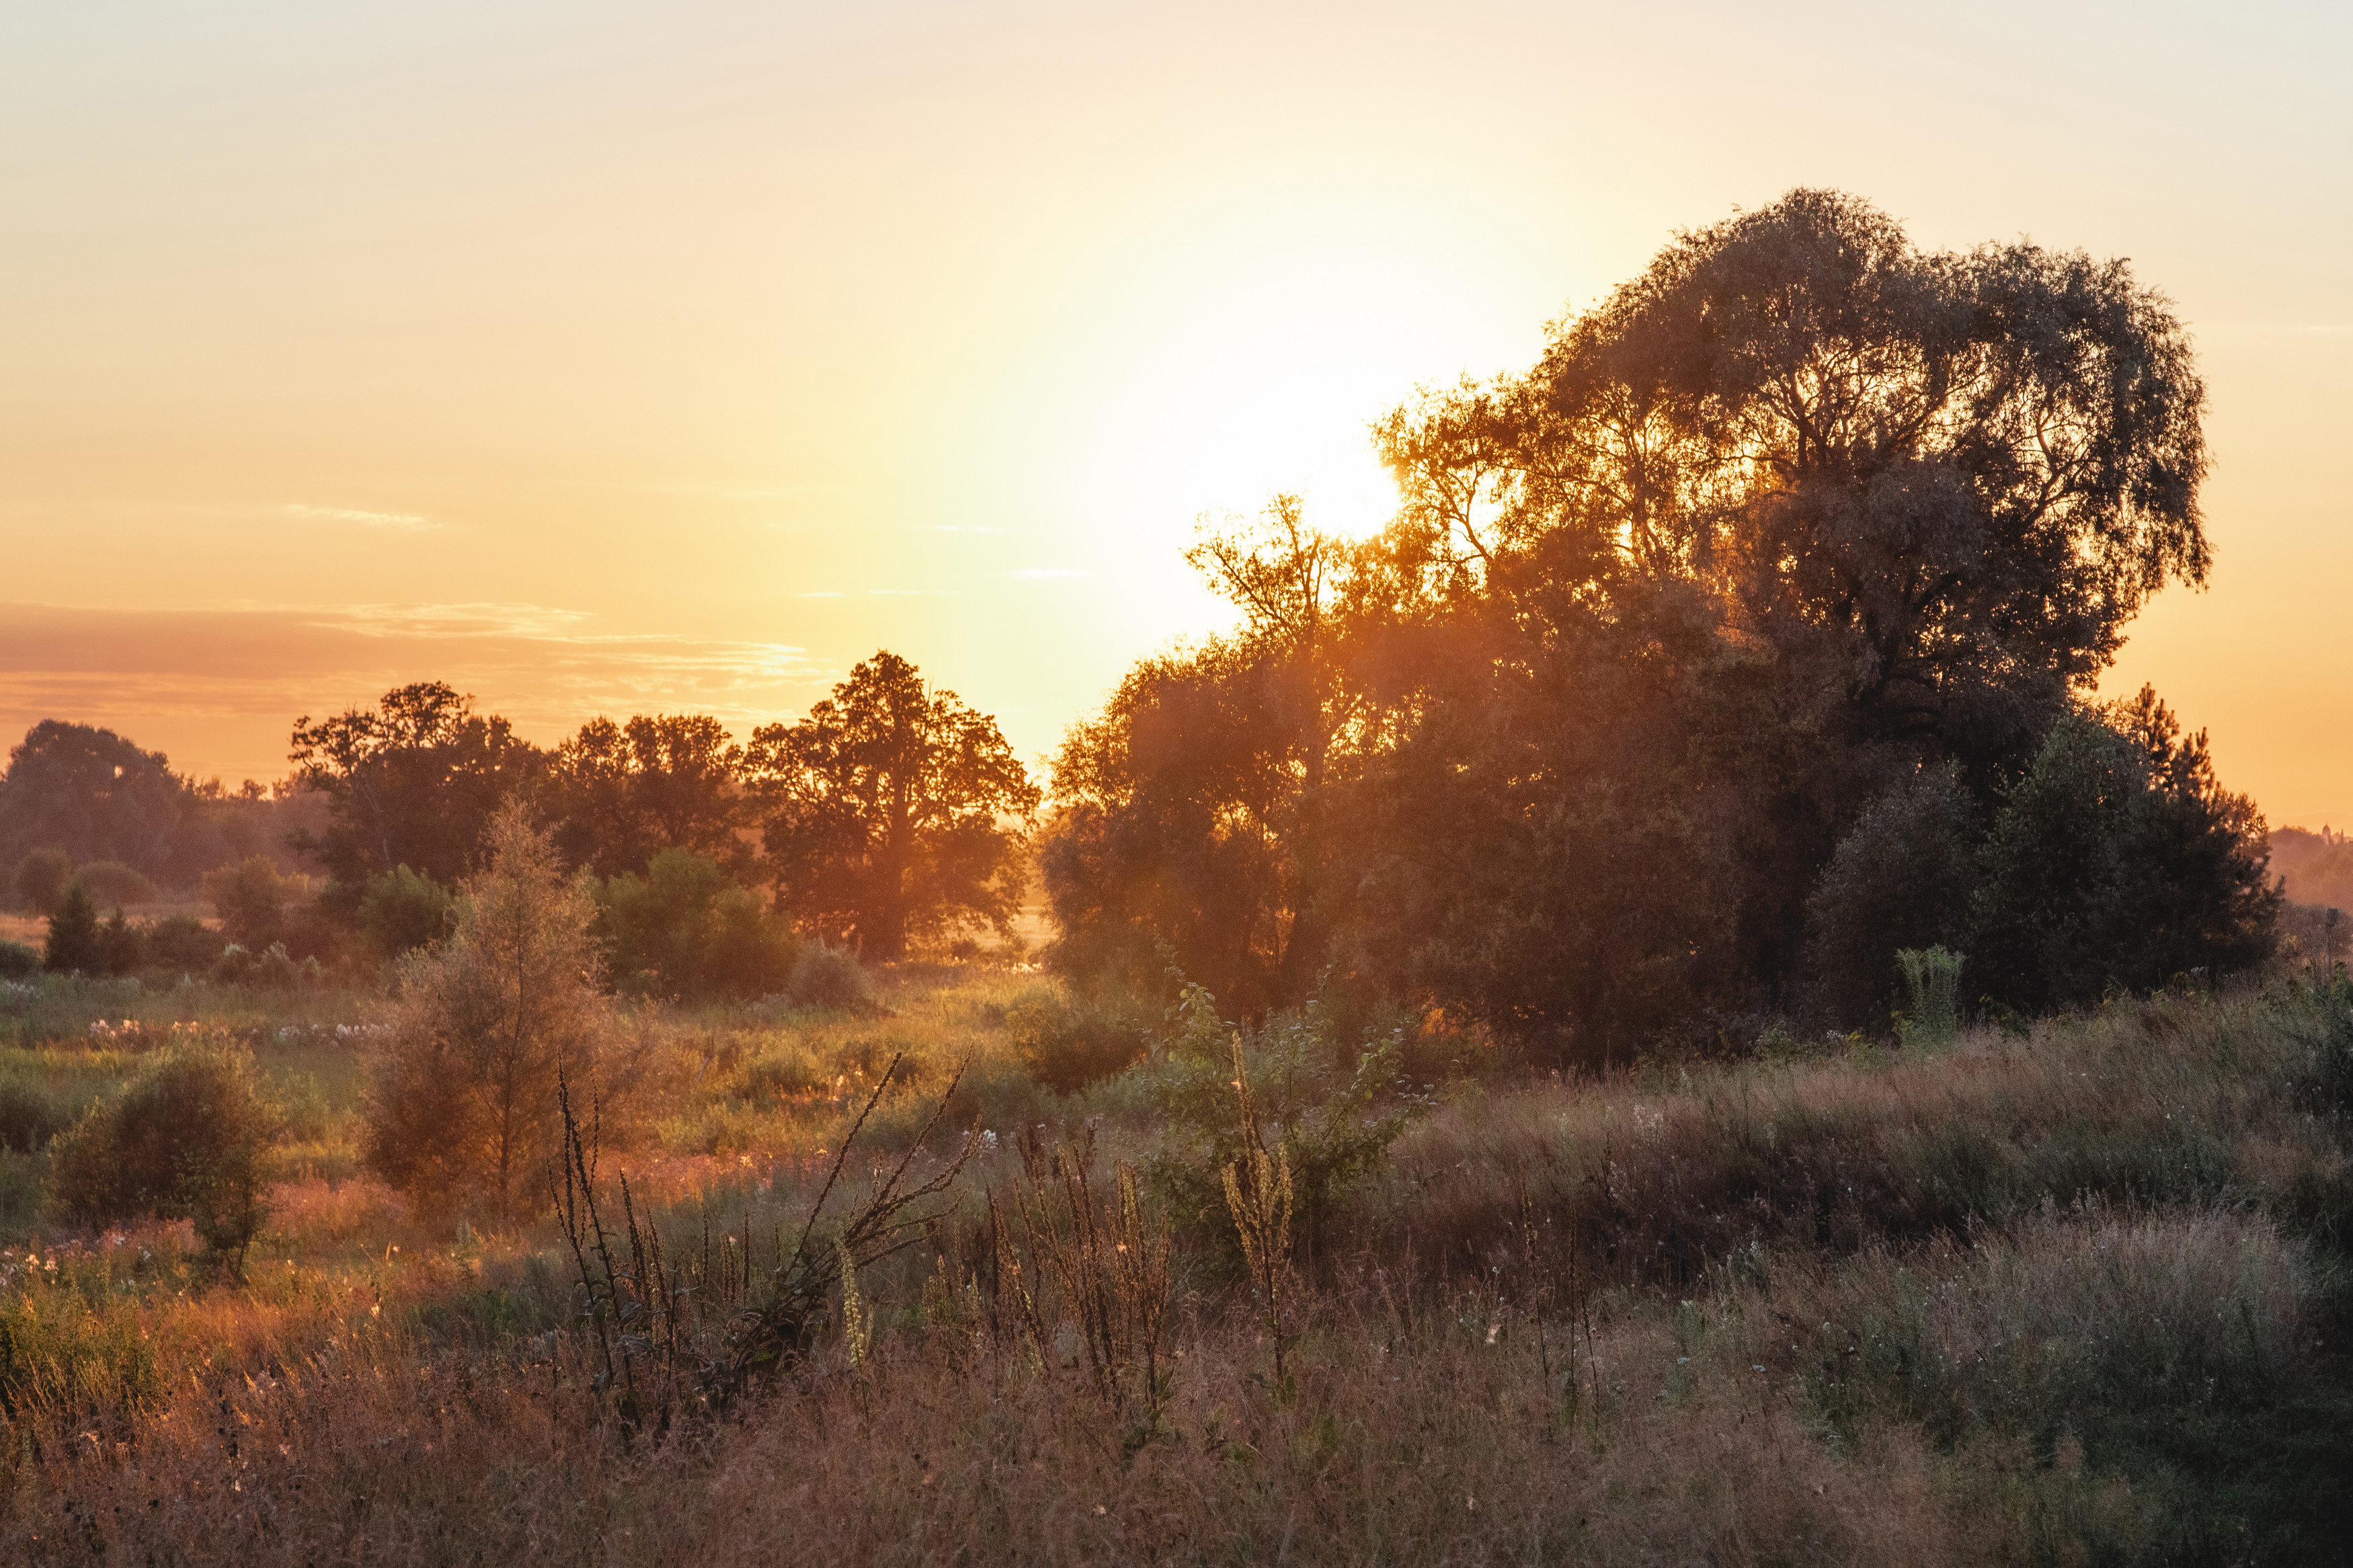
[3,1,2348,823]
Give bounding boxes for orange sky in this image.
[4,3,2348,823]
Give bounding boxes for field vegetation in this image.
[2,946,2350,1564]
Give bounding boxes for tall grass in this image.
[0,971,2348,1562]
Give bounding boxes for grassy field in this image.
[2,961,2350,1565]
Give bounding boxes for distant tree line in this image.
[1,651,1038,996]
[1042,190,2280,1058]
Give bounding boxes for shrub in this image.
[0,940,38,979]
[42,880,100,973]
[9,848,71,915]
[211,941,313,989]
[0,1079,65,1152]
[74,859,155,908]
[598,850,795,999]
[94,909,147,975]
[202,854,307,951]
[1144,982,1423,1262]
[360,864,456,957]
[1804,766,1977,1030]
[141,913,225,973]
[47,1036,271,1263]
[786,941,879,1013]
[1008,988,1146,1094]
[366,802,625,1216]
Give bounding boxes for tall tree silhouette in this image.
[748,652,1038,961]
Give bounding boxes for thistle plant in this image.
[1896,946,1964,1048]
[1220,1030,1293,1383]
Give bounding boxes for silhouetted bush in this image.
[42,882,100,974]
[141,913,225,973]
[360,864,456,957]
[0,1079,65,1152]
[48,1037,270,1263]
[74,860,155,909]
[1803,766,1978,1030]
[9,848,71,916]
[785,942,877,1013]
[0,941,37,979]
[1007,989,1146,1094]
[202,855,309,952]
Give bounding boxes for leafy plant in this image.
[46,1035,272,1268]
[1143,981,1422,1263]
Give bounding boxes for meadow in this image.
[2,958,2349,1566]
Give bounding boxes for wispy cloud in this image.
[0,600,830,784]
[281,503,436,530]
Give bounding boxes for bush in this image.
[47,1037,271,1262]
[360,864,456,957]
[598,850,795,999]
[1804,766,1977,1031]
[202,855,307,951]
[0,940,38,979]
[0,1079,65,1152]
[210,942,314,989]
[1008,988,1146,1094]
[141,913,225,973]
[1143,982,1423,1262]
[9,848,71,915]
[786,942,879,1013]
[74,860,155,908]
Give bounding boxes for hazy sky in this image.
[4,2,2348,822]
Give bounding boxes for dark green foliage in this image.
[47,1038,271,1262]
[1968,696,2278,1014]
[9,847,73,915]
[141,913,225,973]
[1046,192,2264,1052]
[1008,989,1147,1094]
[0,1078,65,1152]
[93,909,146,975]
[1804,767,1979,1030]
[598,849,796,999]
[360,864,456,956]
[0,940,38,978]
[543,712,750,879]
[42,880,100,973]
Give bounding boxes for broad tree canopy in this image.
[749,651,1039,961]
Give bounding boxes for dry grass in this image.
[2,971,2350,1563]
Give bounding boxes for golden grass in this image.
[2,970,2349,1563]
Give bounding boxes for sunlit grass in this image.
[1,966,2348,1562]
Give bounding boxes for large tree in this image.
[541,712,750,878]
[287,682,542,903]
[747,651,1039,962]
[0,721,198,884]
[1045,497,1375,1009]
[1051,190,2265,1057]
